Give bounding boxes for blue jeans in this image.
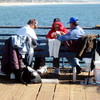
[66,52,80,67]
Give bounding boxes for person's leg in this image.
[66,53,81,82]
[66,52,81,74]
[40,57,45,67]
[53,58,59,68]
[67,57,80,67]
[34,57,41,70]
[34,57,47,75]
[53,58,60,74]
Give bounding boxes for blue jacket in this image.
[57,26,85,41]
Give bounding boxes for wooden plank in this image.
[2,84,26,100]
[70,85,86,100]
[0,83,6,90]
[53,84,70,100]
[36,84,56,100]
[0,84,14,100]
[85,85,100,100]
[19,84,41,100]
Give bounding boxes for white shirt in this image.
[17,25,37,39]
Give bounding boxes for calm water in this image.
[0,4,100,67]
[0,4,100,35]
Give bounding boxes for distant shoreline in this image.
[0,2,100,6]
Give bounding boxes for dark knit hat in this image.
[53,18,61,22]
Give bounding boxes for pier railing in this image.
[0,25,100,29]
[0,25,100,67]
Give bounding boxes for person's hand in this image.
[56,31,61,35]
[60,31,66,35]
[51,32,57,38]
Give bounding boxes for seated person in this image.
[34,18,69,75]
[56,17,85,74]
[0,19,38,78]
[46,18,69,74]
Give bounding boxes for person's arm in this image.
[63,28,69,34]
[27,29,38,39]
[60,31,66,35]
[57,33,71,41]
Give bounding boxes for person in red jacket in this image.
[46,21,68,39]
[46,18,69,74]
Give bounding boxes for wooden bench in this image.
[0,34,92,64]
[0,33,94,82]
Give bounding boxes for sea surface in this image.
[0,4,100,36]
[0,4,100,67]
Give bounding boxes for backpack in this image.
[15,66,42,85]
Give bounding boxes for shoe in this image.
[54,68,60,75]
[10,73,15,79]
[76,65,82,74]
[0,70,7,76]
[69,69,73,73]
[37,66,47,75]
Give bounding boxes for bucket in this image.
[94,61,100,84]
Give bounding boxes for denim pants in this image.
[66,52,80,67]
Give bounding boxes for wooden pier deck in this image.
[0,67,100,100]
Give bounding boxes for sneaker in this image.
[0,70,6,76]
[37,66,47,75]
[10,73,15,79]
[54,68,60,75]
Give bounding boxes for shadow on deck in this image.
[0,67,94,85]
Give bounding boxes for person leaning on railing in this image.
[56,17,85,74]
